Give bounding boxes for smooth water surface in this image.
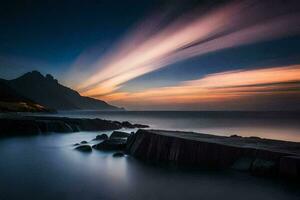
[0,131,299,200]
[52,111,300,142]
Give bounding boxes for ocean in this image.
[53,111,300,142]
[1,111,299,200]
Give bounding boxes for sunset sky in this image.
[1,0,300,110]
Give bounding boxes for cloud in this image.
[99,65,300,110]
[69,0,300,98]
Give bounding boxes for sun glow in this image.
[65,0,300,109]
[99,65,300,110]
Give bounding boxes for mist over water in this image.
[0,131,299,200]
[53,111,300,142]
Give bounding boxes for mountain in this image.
[0,78,49,112]
[5,71,123,111]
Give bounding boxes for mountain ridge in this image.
[1,71,123,111]
[0,78,49,112]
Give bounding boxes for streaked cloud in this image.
[70,0,300,97]
[99,65,300,110]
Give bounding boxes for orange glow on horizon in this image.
[93,65,300,109]
[69,1,300,98]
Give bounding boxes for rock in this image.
[279,156,300,180]
[93,138,127,151]
[126,129,243,168]
[73,143,80,146]
[250,158,276,177]
[121,121,135,128]
[231,157,254,171]
[113,152,125,157]
[94,134,108,140]
[0,119,41,136]
[80,141,88,144]
[230,134,242,138]
[0,116,126,136]
[70,118,122,131]
[133,124,149,128]
[121,121,149,128]
[126,129,300,181]
[249,136,262,140]
[75,145,92,152]
[43,120,73,133]
[110,131,131,139]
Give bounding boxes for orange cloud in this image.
[98,65,300,110]
[70,1,300,97]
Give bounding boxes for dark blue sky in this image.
[1,0,299,80]
[123,36,300,92]
[1,0,300,110]
[0,0,159,78]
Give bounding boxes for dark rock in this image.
[93,138,127,151]
[249,136,262,140]
[231,157,253,171]
[121,121,135,128]
[133,124,149,128]
[250,158,276,177]
[0,116,148,137]
[121,121,149,128]
[126,129,300,181]
[75,145,92,152]
[230,134,242,138]
[0,116,125,136]
[81,141,88,144]
[126,129,243,168]
[279,156,300,180]
[113,152,125,157]
[94,134,108,140]
[69,118,122,131]
[68,123,81,132]
[73,143,80,146]
[44,120,73,133]
[0,119,41,136]
[110,131,131,139]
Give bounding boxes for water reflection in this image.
[0,132,299,200]
[105,155,129,184]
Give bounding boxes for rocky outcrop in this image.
[279,156,300,180]
[94,134,108,140]
[92,131,133,152]
[75,145,92,152]
[0,116,148,136]
[93,138,127,151]
[126,129,300,180]
[121,121,149,128]
[113,152,125,157]
[110,131,131,139]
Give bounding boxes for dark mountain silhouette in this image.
[0,78,48,112]
[0,79,23,102]
[5,71,123,111]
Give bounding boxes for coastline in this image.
[0,114,299,182]
[0,115,148,136]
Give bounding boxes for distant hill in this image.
[5,71,123,111]
[0,79,49,112]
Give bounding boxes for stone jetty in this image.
[126,129,300,180]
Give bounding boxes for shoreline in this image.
[0,115,148,136]
[1,115,299,182]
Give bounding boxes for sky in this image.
[1,0,300,110]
